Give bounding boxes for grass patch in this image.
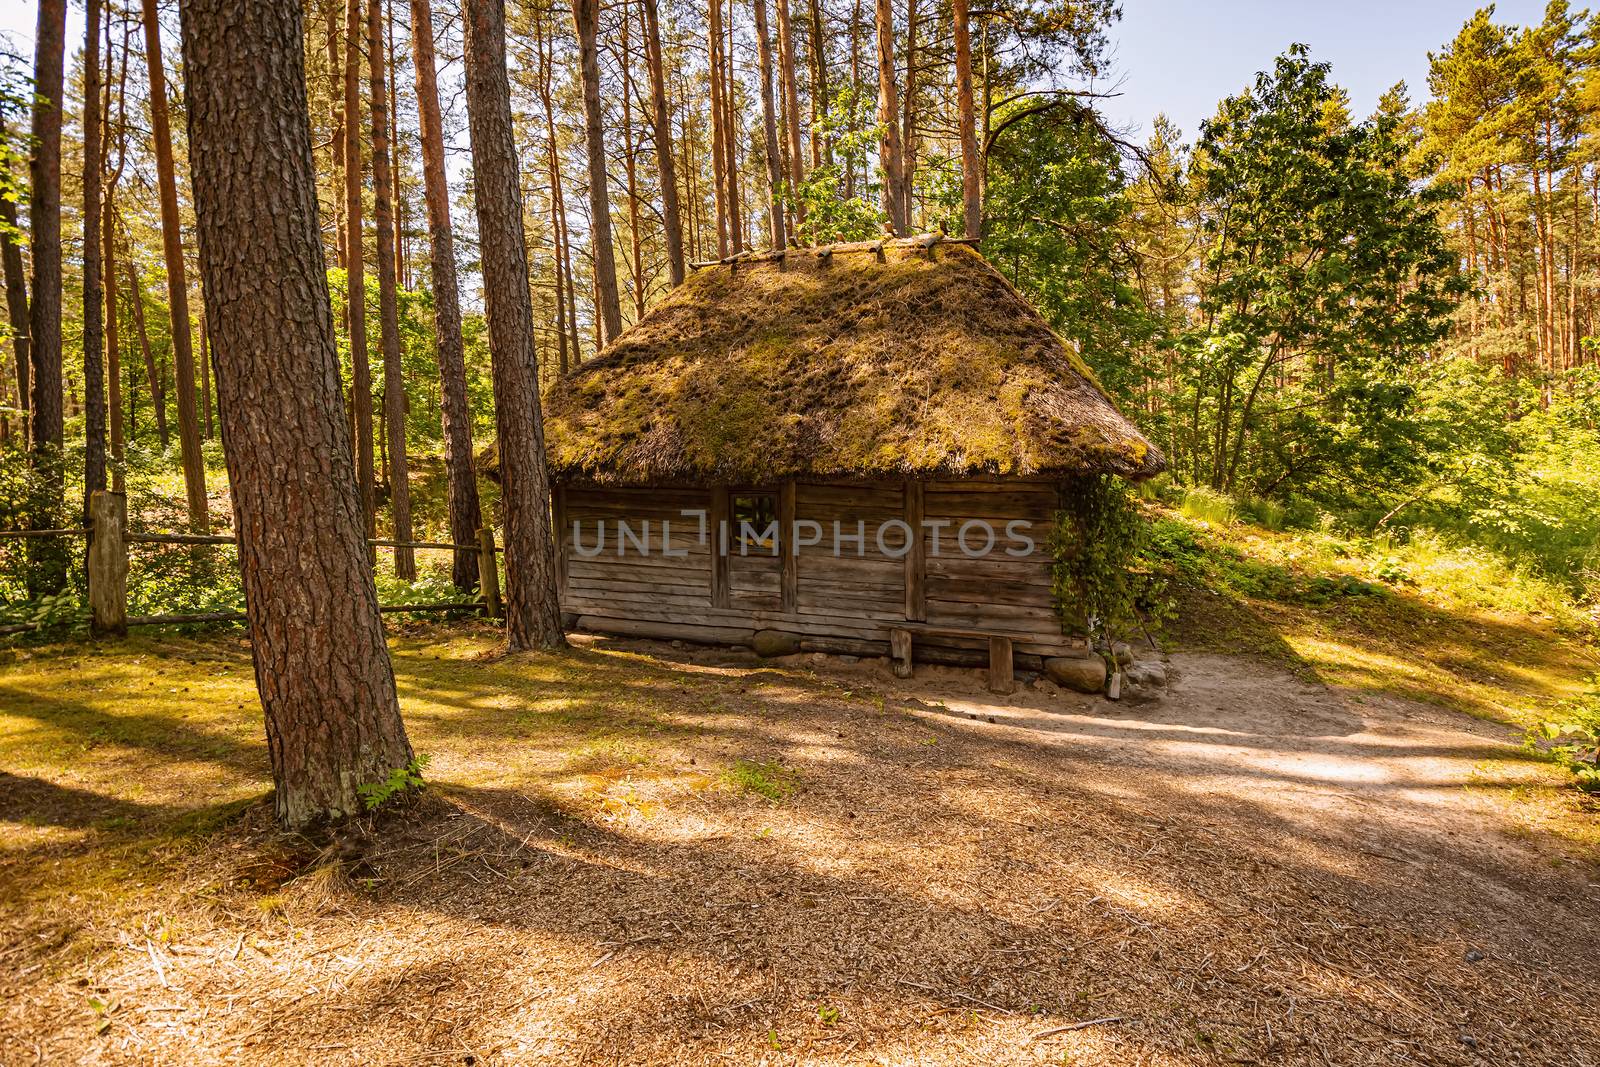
[722,759,794,801]
[1148,504,1597,732]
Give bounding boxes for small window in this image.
[733,494,779,552]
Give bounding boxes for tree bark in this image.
[139,0,209,532]
[723,6,744,250]
[707,0,731,257]
[535,11,570,376]
[776,0,806,227]
[327,0,346,270]
[27,0,67,594]
[620,0,647,320]
[408,0,483,591]
[369,0,414,579]
[753,0,787,249]
[386,0,406,290]
[953,0,979,238]
[641,0,685,286]
[898,0,919,224]
[83,0,107,514]
[0,115,28,449]
[572,0,623,346]
[180,0,414,830]
[345,0,377,539]
[462,0,567,652]
[874,0,906,233]
[807,0,829,169]
[105,2,129,492]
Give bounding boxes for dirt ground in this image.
[2,627,1598,1065]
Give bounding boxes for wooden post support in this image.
[88,490,128,636]
[779,480,797,612]
[904,481,926,621]
[890,627,913,679]
[710,486,730,608]
[987,635,1014,694]
[477,526,502,620]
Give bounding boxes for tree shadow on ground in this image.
[4,625,1598,1065]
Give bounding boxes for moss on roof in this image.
[539,240,1166,485]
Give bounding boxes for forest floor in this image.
[3,523,1600,1065]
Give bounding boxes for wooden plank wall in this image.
[560,479,1079,659]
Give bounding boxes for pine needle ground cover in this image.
[2,567,1598,1064]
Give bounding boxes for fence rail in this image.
[2,491,503,634]
[0,527,90,539]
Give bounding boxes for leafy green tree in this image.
[1180,45,1466,499]
[973,100,1156,400]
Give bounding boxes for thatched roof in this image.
[538,238,1165,486]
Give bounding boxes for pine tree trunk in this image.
[387,1,405,290]
[181,0,414,830]
[327,0,346,270]
[106,5,128,492]
[0,115,29,449]
[898,0,918,226]
[369,0,414,579]
[874,0,905,233]
[27,0,67,595]
[104,207,123,490]
[462,0,567,653]
[560,177,580,360]
[775,0,806,229]
[724,9,744,250]
[807,0,828,170]
[642,0,686,285]
[619,0,646,320]
[707,0,731,258]
[953,0,979,238]
[572,0,623,346]
[83,0,107,513]
[847,0,862,198]
[139,0,209,533]
[408,0,483,591]
[753,0,787,249]
[536,11,570,376]
[345,0,378,538]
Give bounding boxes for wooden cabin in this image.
[534,236,1165,687]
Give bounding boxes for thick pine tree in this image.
[180,0,415,830]
[408,0,483,591]
[369,0,414,578]
[462,0,567,652]
[27,0,67,594]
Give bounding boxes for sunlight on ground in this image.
[3,535,1599,1063]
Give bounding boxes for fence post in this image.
[477,526,501,620]
[88,490,128,636]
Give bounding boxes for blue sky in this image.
[0,0,1559,149]
[1091,0,1550,146]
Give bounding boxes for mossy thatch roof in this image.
[540,239,1166,485]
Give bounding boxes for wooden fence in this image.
[0,490,501,636]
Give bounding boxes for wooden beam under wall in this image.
[904,480,926,621]
[710,486,731,608]
[779,479,797,612]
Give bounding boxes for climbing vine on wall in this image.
[1050,474,1168,647]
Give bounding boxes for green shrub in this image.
[1052,475,1171,647]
